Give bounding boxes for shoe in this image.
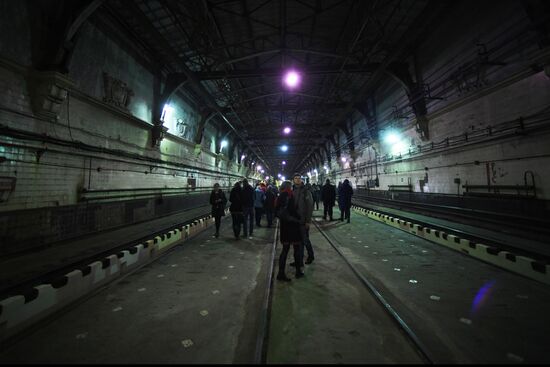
[248,236,253,239]
[276,274,292,282]
[215,232,219,238]
[295,272,305,279]
[289,262,304,267]
[305,258,314,265]
[347,220,350,223]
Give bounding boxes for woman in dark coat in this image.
[229,181,243,240]
[275,180,304,281]
[209,183,227,238]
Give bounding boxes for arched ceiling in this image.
[100,0,448,175]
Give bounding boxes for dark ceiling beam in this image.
[123,0,271,169]
[295,0,451,172]
[221,102,346,113]
[197,64,377,79]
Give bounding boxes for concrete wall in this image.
[0,2,255,251]
[327,0,550,202]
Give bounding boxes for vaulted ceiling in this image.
[101,0,448,175]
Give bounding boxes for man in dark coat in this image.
[292,172,315,266]
[264,185,276,227]
[321,179,336,221]
[229,181,243,239]
[241,179,255,238]
[210,183,227,238]
[338,179,354,223]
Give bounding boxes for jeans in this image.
[242,206,254,236]
[299,225,314,263]
[254,207,264,226]
[265,208,274,226]
[231,213,243,238]
[342,206,351,222]
[323,203,333,220]
[214,215,222,233]
[278,243,301,275]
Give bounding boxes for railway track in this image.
[354,194,550,234]
[259,218,435,364]
[352,195,550,262]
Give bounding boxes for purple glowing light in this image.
[283,127,291,134]
[282,161,286,165]
[284,70,301,88]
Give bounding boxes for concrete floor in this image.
[313,209,550,363]
[2,208,549,364]
[0,218,274,363]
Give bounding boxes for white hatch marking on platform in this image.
[459,317,472,325]
[516,294,529,299]
[200,310,209,316]
[212,290,220,294]
[506,353,524,362]
[409,279,418,284]
[112,306,123,312]
[394,268,401,271]
[75,332,88,340]
[221,276,228,280]
[138,288,146,292]
[157,274,165,278]
[382,259,388,262]
[430,295,441,301]
[181,339,194,348]
[228,265,235,269]
[171,264,178,267]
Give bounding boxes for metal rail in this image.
[0,207,212,299]
[312,219,435,364]
[352,197,550,262]
[354,194,550,237]
[254,220,279,364]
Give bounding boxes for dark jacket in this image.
[264,189,276,210]
[321,183,336,205]
[338,181,354,207]
[210,190,227,217]
[276,192,301,243]
[241,183,254,207]
[229,186,243,213]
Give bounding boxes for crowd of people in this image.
[209,174,354,282]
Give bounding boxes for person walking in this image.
[264,185,276,227]
[229,181,243,239]
[275,180,304,281]
[209,183,227,238]
[292,172,315,266]
[321,178,336,221]
[254,183,266,227]
[337,181,344,220]
[312,183,321,211]
[339,179,354,223]
[241,179,255,239]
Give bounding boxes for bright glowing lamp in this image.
[220,140,228,148]
[383,130,400,144]
[241,154,246,160]
[283,127,291,134]
[277,173,281,178]
[341,157,347,163]
[281,176,286,181]
[282,161,286,165]
[281,145,288,152]
[283,70,301,89]
[257,165,262,170]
